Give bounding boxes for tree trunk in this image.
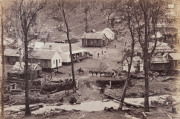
[24,31,31,116]
[61,3,76,93]
[1,4,4,118]
[143,13,149,112]
[119,15,135,110]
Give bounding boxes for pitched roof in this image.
[4,49,20,57]
[169,53,180,60]
[151,54,169,63]
[29,49,58,60]
[41,42,62,53]
[82,32,105,39]
[101,28,115,40]
[29,42,45,49]
[41,42,87,54]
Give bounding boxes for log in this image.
[104,93,156,108]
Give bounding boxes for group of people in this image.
[97,50,107,58]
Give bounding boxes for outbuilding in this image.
[4,49,22,65]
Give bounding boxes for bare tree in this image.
[117,0,137,110]
[16,0,46,115]
[53,0,77,92]
[116,0,167,111]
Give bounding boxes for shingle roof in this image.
[82,32,105,39]
[169,53,180,60]
[29,49,57,60]
[4,49,20,57]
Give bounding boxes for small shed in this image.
[29,49,62,69]
[168,53,180,72]
[150,54,170,73]
[82,32,108,47]
[4,49,22,65]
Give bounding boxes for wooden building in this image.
[168,53,180,73]
[29,49,62,69]
[8,62,42,80]
[150,54,170,73]
[4,49,21,65]
[41,42,88,64]
[82,32,108,47]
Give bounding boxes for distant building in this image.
[168,53,180,73]
[8,62,42,80]
[82,28,115,47]
[82,32,108,47]
[29,49,62,69]
[101,28,115,40]
[40,42,88,64]
[150,54,170,73]
[4,49,22,65]
[7,62,42,92]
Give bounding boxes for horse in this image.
[77,68,84,74]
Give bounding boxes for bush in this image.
[69,96,77,104]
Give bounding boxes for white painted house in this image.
[41,42,88,64]
[29,49,62,69]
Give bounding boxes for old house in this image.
[4,49,22,65]
[168,53,180,74]
[7,62,42,92]
[8,62,42,79]
[29,49,62,69]
[150,54,170,73]
[82,32,108,47]
[41,42,88,64]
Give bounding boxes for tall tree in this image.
[117,0,137,110]
[137,0,166,112]
[116,0,167,111]
[17,0,46,115]
[53,0,77,92]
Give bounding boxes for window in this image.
[59,59,60,63]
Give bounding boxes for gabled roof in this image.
[4,49,20,57]
[169,53,180,60]
[29,49,58,60]
[29,42,45,49]
[82,32,105,39]
[41,42,87,54]
[41,42,62,53]
[101,28,115,40]
[151,54,169,63]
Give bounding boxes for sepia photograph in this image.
[0,0,180,118]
